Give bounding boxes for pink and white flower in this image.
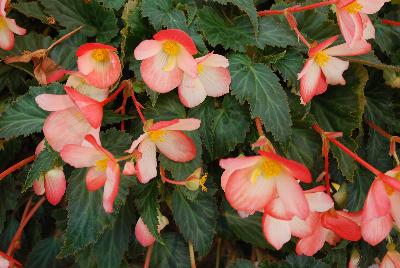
[35,73,108,151]
[361,167,400,246]
[76,43,121,89]
[219,150,312,220]
[298,35,371,104]
[336,0,390,46]
[0,0,26,50]
[33,167,66,206]
[135,215,169,247]
[178,53,231,108]
[380,245,400,268]
[126,118,201,184]
[134,29,198,93]
[60,134,120,213]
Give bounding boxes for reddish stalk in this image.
[258,0,336,16]
[144,244,153,268]
[159,166,186,186]
[115,89,129,131]
[7,197,46,256]
[0,251,22,268]
[365,120,392,139]
[0,155,36,181]
[382,19,400,26]
[101,82,128,106]
[322,141,331,196]
[255,117,265,137]
[129,86,146,125]
[284,12,311,48]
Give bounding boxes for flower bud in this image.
[44,167,66,206]
[123,161,136,176]
[135,215,169,247]
[33,174,45,196]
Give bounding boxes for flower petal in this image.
[321,211,361,241]
[102,162,120,213]
[219,156,262,190]
[155,130,196,162]
[85,167,107,191]
[361,13,375,39]
[141,54,183,93]
[201,53,229,68]
[0,27,14,51]
[308,35,339,57]
[135,217,156,247]
[358,0,390,14]
[84,53,121,89]
[296,224,325,256]
[178,75,207,108]
[44,168,66,205]
[5,18,26,35]
[136,139,157,184]
[325,40,371,56]
[306,191,334,212]
[362,179,390,221]
[299,59,327,104]
[153,29,197,55]
[262,214,291,250]
[361,213,392,246]
[134,40,162,60]
[152,119,201,131]
[320,56,349,85]
[123,161,136,176]
[336,10,363,46]
[290,212,319,238]
[126,133,149,153]
[76,43,116,57]
[264,197,294,220]
[33,176,45,196]
[177,47,198,78]
[390,192,400,227]
[35,94,74,111]
[60,144,105,168]
[66,73,108,101]
[199,66,231,97]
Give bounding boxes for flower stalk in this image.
[188,240,196,268]
[0,155,36,181]
[144,244,153,268]
[258,0,337,16]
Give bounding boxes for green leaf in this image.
[98,0,126,10]
[24,143,63,192]
[145,92,186,121]
[0,32,52,58]
[223,202,269,248]
[311,65,368,179]
[272,48,304,88]
[0,177,18,233]
[93,197,136,268]
[347,168,373,211]
[211,0,258,35]
[151,232,190,268]
[159,131,202,180]
[13,1,49,23]
[102,110,135,126]
[212,95,250,158]
[50,32,87,70]
[196,7,255,52]
[172,189,218,256]
[100,128,133,156]
[228,259,256,268]
[59,169,133,257]
[341,52,400,72]
[0,63,26,93]
[294,10,339,41]
[25,238,62,268]
[374,20,400,57]
[0,83,64,139]
[257,17,299,48]
[285,254,330,268]
[141,0,186,30]
[134,180,162,242]
[229,54,292,142]
[40,0,119,43]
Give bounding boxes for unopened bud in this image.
[123,161,135,175]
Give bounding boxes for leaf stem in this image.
[0,155,36,181]
[284,12,311,48]
[159,166,186,186]
[101,81,128,106]
[258,0,337,16]
[381,19,400,26]
[46,25,84,52]
[129,85,147,125]
[189,240,196,268]
[144,244,153,268]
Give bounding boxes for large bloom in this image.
[336,0,390,46]
[219,150,312,219]
[35,73,108,151]
[298,35,371,103]
[135,215,169,247]
[60,134,120,213]
[77,43,121,89]
[361,167,400,246]
[134,29,198,93]
[0,0,26,50]
[178,53,231,108]
[126,118,201,184]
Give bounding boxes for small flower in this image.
[33,167,66,206]
[76,43,122,89]
[126,118,201,184]
[298,35,371,104]
[60,134,120,213]
[220,150,312,220]
[335,0,390,46]
[134,29,198,93]
[0,1,26,50]
[135,215,169,247]
[178,53,231,108]
[183,168,208,192]
[380,244,400,267]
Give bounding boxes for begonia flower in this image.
[60,134,120,213]
[298,35,371,103]
[335,0,390,46]
[380,244,400,268]
[126,118,201,184]
[0,256,8,268]
[219,150,312,220]
[135,215,169,247]
[33,167,66,206]
[178,53,231,108]
[0,0,26,50]
[76,43,121,89]
[134,29,198,93]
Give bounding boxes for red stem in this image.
[284,12,311,48]
[7,197,46,256]
[313,124,382,176]
[129,87,146,125]
[365,120,392,139]
[258,0,336,16]
[255,117,264,137]
[101,82,128,106]
[0,155,36,181]
[144,244,154,268]
[382,19,400,26]
[323,146,331,197]
[0,251,22,268]
[162,176,186,186]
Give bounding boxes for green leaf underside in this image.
[151,232,190,268]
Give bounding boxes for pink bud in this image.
[33,175,45,196]
[135,216,169,247]
[123,162,136,176]
[44,167,66,205]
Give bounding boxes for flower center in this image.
[343,1,363,14]
[95,158,108,172]
[163,41,180,56]
[251,159,281,183]
[385,172,400,195]
[0,17,5,29]
[149,130,165,142]
[314,51,330,67]
[91,49,109,62]
[197,63,204,74]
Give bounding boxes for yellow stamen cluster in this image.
[149,130,165,142]
[0,17,5,29]
[197,63,204,74]
[385,172,400,195]
[200,173,208,192]
[95,158,108,172]
[251,159,281,183]
[91,49,109,62]
[314,51,330,67]
[163,41,180,56]
[343,1,363,14]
